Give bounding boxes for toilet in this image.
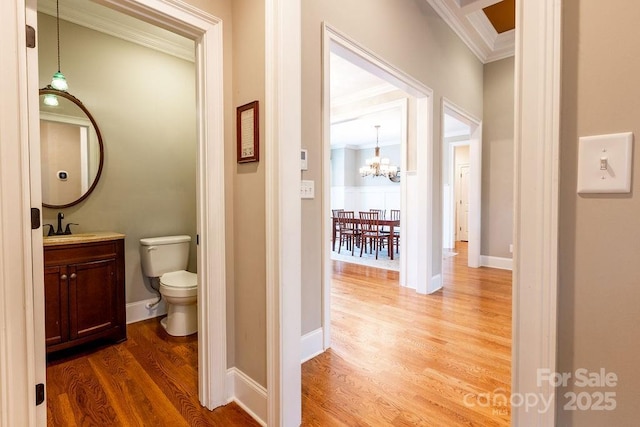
[139,235,197,336]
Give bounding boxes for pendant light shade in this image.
[43,93,59,106]
[51,71,68,91]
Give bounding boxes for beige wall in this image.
[481,57,514,258]
[231,0,267,387]
[301,0,484,334]
[38,14,197,304]
[558,1,640,424]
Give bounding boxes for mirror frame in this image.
[39,87,104,209]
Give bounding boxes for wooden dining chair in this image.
[331,209,344,251]
[337,211,360,255]
[359,211,389,259]
[370,209,389,235]
[390,209,400,254]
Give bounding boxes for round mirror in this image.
[39,88,104,208]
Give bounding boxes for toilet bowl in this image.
[159,270,198,336]
[139,235,198,337]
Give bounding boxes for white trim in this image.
[266,0,302,425]
[425,0,514,63]
[38,0,194,62]
[125,298,167,324]
[226,368,267,427]
[442,99,482,269]
[300,328,324,363]
[512,0,561,425]
[430,274,443,293]
[480,255,513,271]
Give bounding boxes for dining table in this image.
[332,216,400,260]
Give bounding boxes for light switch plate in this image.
[577,132,633,193]
[300,180,314,199]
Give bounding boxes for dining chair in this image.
[390,209,400,254]
[370,209,389,235]
[336,211,360,255]
[359,211,389,259]
[332,209,344,251]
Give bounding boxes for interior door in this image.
[456,163,470,241]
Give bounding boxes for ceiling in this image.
[40,0,494,147]
[426,0,515,63]
[330,53,470,149]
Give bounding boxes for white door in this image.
[456,164,470,241]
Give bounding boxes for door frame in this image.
[69,0,229,409]
[2,2,228,425]
[442,99,482,268]
[511,0,562,424]
[321,23,435,350]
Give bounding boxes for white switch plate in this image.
[577,132,633,193]
[300,180,314,199]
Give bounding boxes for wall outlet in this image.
[509,244,513,254]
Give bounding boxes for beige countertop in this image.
[43,231,125,247]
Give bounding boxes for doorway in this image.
[321,24,435,351]
[441,100,482,269]
[27,0,228,421]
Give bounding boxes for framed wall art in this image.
[236,100,259,163]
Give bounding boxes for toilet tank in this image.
[139,235,191,277]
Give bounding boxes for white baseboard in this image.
[126,297,167,324]
[429,273,443,294]
[301,328,324,363]
[226,368,267,426]
[480,255,513,270]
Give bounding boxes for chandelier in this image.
[359,125,399,179]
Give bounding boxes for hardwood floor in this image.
[302,242,512,426]
[46,319,259,426]
[47,242,511,426]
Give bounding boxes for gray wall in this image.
[481,57,514,258]
[302,0,484,335]
[558,1,640,424]
[39,14,198,304]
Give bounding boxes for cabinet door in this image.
[68,258,118,340]
[44,265,69,346]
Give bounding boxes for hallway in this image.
[302,242,512,425]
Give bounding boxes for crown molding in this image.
[426,0,514,64]
[38,0,194,62]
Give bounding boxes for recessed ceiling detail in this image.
[426,0,515,63]
[483,0,515,34]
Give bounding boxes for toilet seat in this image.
[160,270,197,297]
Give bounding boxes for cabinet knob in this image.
[60,274,67,280]
[70,273,77,279]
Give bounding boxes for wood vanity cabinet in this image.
[43,234,126,353]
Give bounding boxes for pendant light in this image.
[50,0,68,91]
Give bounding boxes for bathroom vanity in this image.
[43,232,126,353]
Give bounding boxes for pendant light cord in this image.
[56,0,61,73]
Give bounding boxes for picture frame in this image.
[236,100,259,163]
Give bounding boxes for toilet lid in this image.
[160,270,197,288]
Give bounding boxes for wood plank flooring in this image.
[46,320,259,426]
[302,242,512,426]
[47,242,511,426]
